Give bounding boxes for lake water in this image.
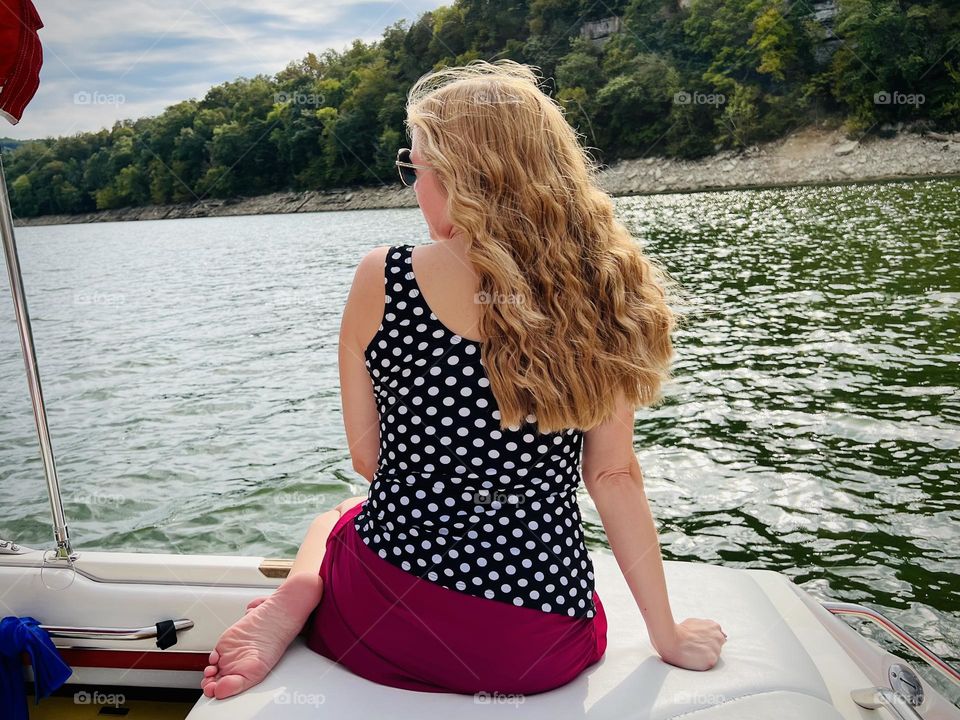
[1,179,957,697]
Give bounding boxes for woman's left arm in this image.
[338,247,390,482]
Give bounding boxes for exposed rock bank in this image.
[14,126,960,227]
[599,126,960,195]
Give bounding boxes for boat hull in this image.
[2,547,956,719]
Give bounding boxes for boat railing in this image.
[39,619,194,641]
[823,601,960,687]
[0,153,72,560]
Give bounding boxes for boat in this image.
[2,6,959,719]
[3,535,959,719]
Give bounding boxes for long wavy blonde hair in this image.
[405,60,682,433]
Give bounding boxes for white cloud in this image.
[5,0,437,139]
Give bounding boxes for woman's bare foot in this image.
[200,573,324,700]
[244,596,268,614]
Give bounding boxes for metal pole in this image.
[0,151,73,559]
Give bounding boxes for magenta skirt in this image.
[304,500,607,695]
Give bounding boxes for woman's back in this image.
[353,244,597,619]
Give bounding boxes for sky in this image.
[4,0,440,140]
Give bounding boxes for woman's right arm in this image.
[338,246,391,483]
[582,391,726,670]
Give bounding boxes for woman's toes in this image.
[245,596,269,613]
[213,673,250,700]
[197,573,323,701]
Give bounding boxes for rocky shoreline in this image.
[14,126,960,227]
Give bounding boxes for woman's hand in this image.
[654,617,728,671]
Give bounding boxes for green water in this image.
[1,178,957,699]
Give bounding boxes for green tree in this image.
[4,0,958,218]
[821,0,960,131]
[593,54,680,157]
[11,174,38,216]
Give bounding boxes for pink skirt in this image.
[304,500,607,695]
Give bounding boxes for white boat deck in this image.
[187,552,880,719]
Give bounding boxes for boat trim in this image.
[822,601,960,686]
[259,558,293,578]
[0,558,278,589]
[30,648,209,672]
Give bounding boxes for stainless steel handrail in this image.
[851,686,925,720]
[0,153,72,560]
[823,601,960,687]
[40,619,194,640]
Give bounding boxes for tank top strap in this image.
[384,243,425,321]
[384,244,412,294]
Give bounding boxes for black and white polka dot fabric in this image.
[353,244,597,619]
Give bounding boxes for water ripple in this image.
[0,181,957,698]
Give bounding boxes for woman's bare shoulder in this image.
[355,245,394,283]
[340,245,394,348]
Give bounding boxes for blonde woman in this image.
[201,59,727,701]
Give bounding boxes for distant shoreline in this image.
[14,126,960,227]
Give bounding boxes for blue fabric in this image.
[0,616,72,720]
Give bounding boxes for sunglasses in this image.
[396,147,431,187]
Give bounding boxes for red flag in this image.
[0,0,44,124]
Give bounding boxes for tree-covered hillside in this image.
[4,0,958,218]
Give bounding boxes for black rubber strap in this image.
[155,620,177,650]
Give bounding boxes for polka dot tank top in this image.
[353,244,597,619]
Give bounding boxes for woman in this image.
[200,59,726,701]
